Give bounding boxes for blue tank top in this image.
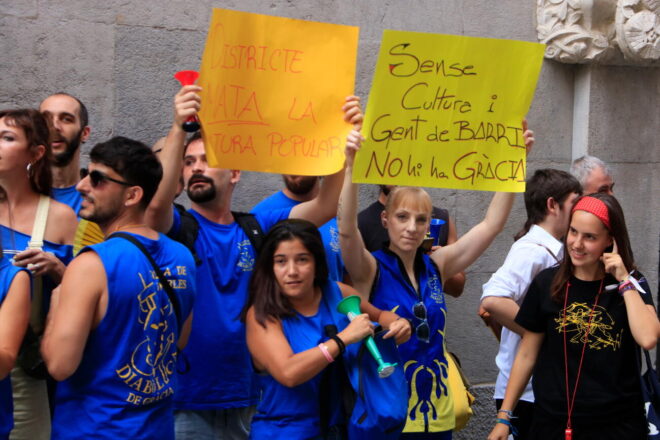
[0,257,30,439]
[371,249,454,433]
[51,233,196,440]
[1,225,73,318]
[250,282,351,439]
[251,191,346,282]
[51,185,83,216]
[171,207,291,410]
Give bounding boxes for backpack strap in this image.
[28,195,50,250]
[109,232,183,326]
[534,243,560,263]
[27,194,50,334]
[109,232,190,374]
[320,324,352,437]
[167,203,201,266]
[166,207,264,262]
[232,211,265,253]
[318,324,336,434]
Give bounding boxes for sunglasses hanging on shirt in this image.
[412,301,430,343]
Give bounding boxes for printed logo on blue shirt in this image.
[428,274,444,304]
[115,267,189,406]
[328,225,340,253]
[237,239,255,272]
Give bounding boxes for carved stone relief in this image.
[616,0,660,61]
[537,0,660,64]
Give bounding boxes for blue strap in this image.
[495,418,519,437]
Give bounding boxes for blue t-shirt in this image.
[0,257,30,440]
[251,191,345,282]
[51,233,196,440]
[371,248,454,433]
[1,225,73,317]
[51,185,83,216]
[171,207,291,410]
[250,282,351,439]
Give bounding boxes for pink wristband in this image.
[318,343,334,363]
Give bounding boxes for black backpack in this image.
[167,203,265,265]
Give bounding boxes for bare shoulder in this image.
[62,250,106,295]
[48,198,77,223]
[10,270,31,290]
[247,306,282,333]
[45,198,78,244]
[67,250,104,276]
[246,306,266,333]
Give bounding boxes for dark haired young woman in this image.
[0,109,76,439]
[244,217,411,439]
[489,193,659,440]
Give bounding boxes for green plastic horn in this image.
[337,295,397,378]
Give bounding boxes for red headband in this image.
[572,196,610,230]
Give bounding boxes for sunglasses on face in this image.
[80,168,133,188]
[412,301,430,343]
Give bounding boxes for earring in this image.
[26,163,33,176]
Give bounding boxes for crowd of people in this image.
[0,84,656,440]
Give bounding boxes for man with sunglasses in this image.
[79,167,135,187]
[145,86,362,440]
[41,137,196,440]
[480,169,582,440]
[39,93,91,215]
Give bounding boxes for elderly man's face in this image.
[583,166,614,195]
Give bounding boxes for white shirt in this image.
[481,224,563,402]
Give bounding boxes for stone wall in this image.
[1,1,657,437]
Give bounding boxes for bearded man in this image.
[39,93,90,214]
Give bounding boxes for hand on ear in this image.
[601,239,628,281]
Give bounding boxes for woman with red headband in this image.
[488,193,659,440]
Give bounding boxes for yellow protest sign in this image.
[353,30,545,192]
[197,8,359,175]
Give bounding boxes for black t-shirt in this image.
[515,266,655,422]
[357,201,450,252]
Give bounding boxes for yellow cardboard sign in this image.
[353,30,545,192]
[197,8,359,175]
